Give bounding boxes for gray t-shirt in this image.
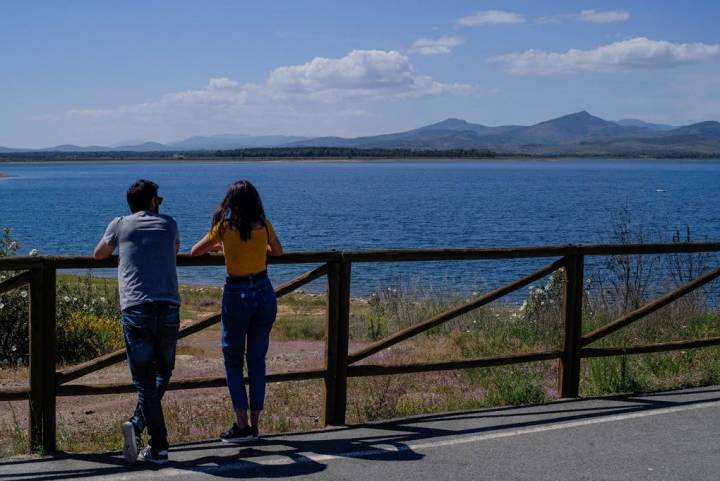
[102,211,180,311]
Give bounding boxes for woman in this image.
[191,180,282,442]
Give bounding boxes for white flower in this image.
[519,300,527,312]
[63,296,71,303]
[28,249,39,257]
[11,345,17,352]
[99,297,106,302]
[73,297,78,302]
[82,304,88,310]
[20,291,27,298]
[0,303,4,309]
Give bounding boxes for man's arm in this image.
[94,217,118,260]
[93,238,115,260]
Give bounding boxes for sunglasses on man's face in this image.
[156,196,163,206]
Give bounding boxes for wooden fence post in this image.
[42,265,57,453]
[559,254,584,398]
[323,258,351,425]
[28,263,57,453]
[28,267,45,452]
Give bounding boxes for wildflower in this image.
[73,297,78,302]
[28,249,39,257]
[11,345,16,352]
[63,296,71,303]
[20,291,27,298]
[519,300,527,312]
[540,301,545,306]
[99,297,106,302]
[83,304,88,310]
[0,303,3,309]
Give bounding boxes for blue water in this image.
[1,160,719,296]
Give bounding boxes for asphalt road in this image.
[2,385,720,480]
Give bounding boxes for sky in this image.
[2,0,720,148]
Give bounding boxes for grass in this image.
[3,271,720,458]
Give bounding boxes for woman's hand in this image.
[191,234,222,256]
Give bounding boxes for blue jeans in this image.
[122,302,180,451]
[221,277,277,411]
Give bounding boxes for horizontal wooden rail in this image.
[274,263,329,297]
[0,270,31,294]
[57,369,326,397]
[348,350,562,377]
[581,336,720,357]
[57,265,329,385]
[3,242,720,270]
[582,264,720,346]
[348,257,567,364]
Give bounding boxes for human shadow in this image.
[1,388,718,480]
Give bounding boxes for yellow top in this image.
[207,219,277,276]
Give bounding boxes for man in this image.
[94,179,180,465]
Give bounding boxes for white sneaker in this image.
[121,421,139,464]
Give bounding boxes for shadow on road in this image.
[2,385,719,480]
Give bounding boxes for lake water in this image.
[1,160,719,297]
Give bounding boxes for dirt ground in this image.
[0,310,370,450]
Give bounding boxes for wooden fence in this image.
[2,242,720,453]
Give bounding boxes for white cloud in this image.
[456,10,525,27]
[267,50,469,100]
[490,37,720,75]
[207,77,240,89]
[578,9,630,24]
[65,50,472,133]
[537,9,631,25]
[409,36,464,55]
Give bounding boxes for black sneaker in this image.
[122,421,140,464]
[138,445,169,465]
[219,423,258,443]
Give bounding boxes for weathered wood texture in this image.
[558,255,584,398]
[0,270,31,294]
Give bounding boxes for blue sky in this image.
[2,0,720,147]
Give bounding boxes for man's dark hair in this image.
[127,179,159,213]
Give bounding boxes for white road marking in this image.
[16,399,720,480]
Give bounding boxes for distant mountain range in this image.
[3,112,720,156]
[0,134,310,153]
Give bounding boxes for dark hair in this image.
[211,180,266,241]
[127,179,159,213]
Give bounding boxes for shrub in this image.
[0,228,123,366]
[0,228,29,367]
[56,311,123,363]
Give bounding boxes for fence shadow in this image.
[2,386,718,480]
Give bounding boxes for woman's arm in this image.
[268,235,283,256]
[190,234,222,256]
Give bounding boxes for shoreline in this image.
[2,156,720,165]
